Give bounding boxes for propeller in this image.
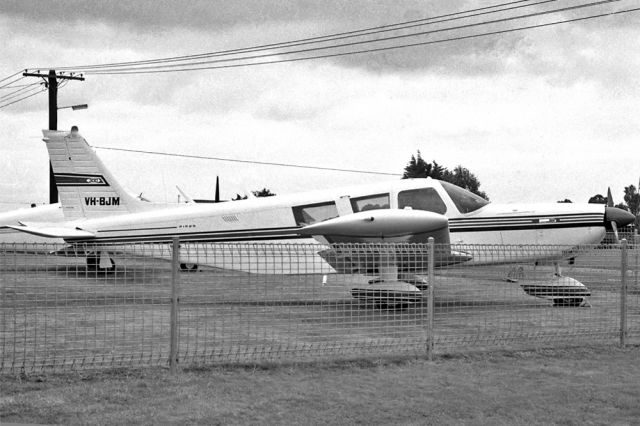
[215,176,220,203]
[604,187,635,244]
[606,187,619,243]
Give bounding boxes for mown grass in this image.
[2,345,640,425]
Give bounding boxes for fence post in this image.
[634,230,639,301]
[170,237,180,373]
[620,239,628,347]
[427,237,435,361]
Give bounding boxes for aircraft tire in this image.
[86,253,116,273]
[179,263,198,272]
[553,298,584,307]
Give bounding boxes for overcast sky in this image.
[1,0,638,209]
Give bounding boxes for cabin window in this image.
[350,193,390,213]
[440,181,489,213]
[292,202,339,226]
[398,188,447,214]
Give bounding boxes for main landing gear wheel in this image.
[86,253,116,272]
[553,298,590,307]
[179,263,198,272]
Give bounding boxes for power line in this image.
[50,0,550,71]
[0,88,47,109]
[0,82,43,102]
[93,146,401,176]
[0,70,24,84]
[75,1,632,75]
[0,82,39,90]
[82,4,638,75]
[0,75,26,90]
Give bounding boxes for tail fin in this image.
[43,129,149,220]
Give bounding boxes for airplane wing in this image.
[299,209,472,274]
[7,223,95,239]
[298,209,450,243]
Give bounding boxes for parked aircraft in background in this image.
[8,129,636,306]
[0,203,65,244]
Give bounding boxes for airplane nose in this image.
[605,206,636,227]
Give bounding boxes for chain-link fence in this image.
[1,237,638,372]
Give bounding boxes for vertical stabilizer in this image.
[43,129,148,220]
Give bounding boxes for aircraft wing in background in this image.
[8,223,95,239]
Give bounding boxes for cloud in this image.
[1,1,639,207]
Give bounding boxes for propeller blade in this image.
[606,187,614,207]
[611,221,619,244]
[215,176,220,203]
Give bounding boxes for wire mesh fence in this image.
[1,237,638,372]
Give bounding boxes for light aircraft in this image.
[8,129,635,306]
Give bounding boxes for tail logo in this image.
[54,173,109,187]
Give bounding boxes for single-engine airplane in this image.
[9,129,635,306]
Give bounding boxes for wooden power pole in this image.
[22,69,85,204]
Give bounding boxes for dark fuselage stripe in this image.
[66,220,604,244]
[449,221,603,233]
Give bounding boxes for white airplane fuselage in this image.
[53,178,607,267]
[11,129,631,278]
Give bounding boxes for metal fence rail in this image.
[0,238,638,372]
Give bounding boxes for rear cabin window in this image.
[292,202,339,226]
[350,193,390,212]
[398,188,447,214]
[440,181,489,213]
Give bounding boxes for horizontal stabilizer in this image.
[8,224,95,239]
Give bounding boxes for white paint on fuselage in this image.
[61,179,607,268]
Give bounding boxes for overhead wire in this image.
[0,82,43,102]
[50,0,551,71]
[0,75,27,90]
[0,71,72,110]
[79,3,637,75]
[70,0,631,75]
[0,70,24,84]
[0,82,40,90]
[0,88,47,109]
[93,146,401,176]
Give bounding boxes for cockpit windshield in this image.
[440,181,490,213]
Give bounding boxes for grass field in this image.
[2,345,639,425]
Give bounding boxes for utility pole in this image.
[22,69,85,204]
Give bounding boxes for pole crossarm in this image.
[22,71,85,81]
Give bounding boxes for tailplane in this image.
[43,128,150,220]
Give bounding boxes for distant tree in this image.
[557,199,572,203]
[623,185,640,215]
[429,160,447,180]
[615,203,629,211]
[253,188,276,197]
[623,184,640,226]
[402,151,488,200]
[402,151,432,179]
[588,194,607,204]
[231,188,276,201]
